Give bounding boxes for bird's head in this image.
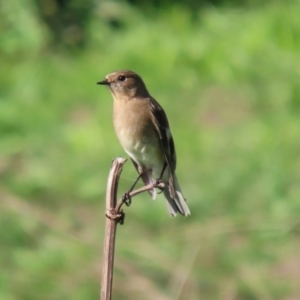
[97,70,150,100]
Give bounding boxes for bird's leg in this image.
[154,163,167,193]
[122,172,143,206]
[158,162,167,180]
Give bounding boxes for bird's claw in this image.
[154,179,165,192]
[122,192,132,207]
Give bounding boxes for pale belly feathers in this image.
[116,126,165,176]
[113,98,166,177]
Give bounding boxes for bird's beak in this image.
[97,79,110,85]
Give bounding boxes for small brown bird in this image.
[97,70,190,216]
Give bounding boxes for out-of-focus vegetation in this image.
[1,0,300,299]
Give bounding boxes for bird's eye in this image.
[118,75,126,81]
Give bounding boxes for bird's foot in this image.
[121,192,132,207]
[154,179,165,193]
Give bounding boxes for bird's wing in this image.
[149,97,177,173]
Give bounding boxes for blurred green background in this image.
[1,0,300,299]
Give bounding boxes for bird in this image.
[97,70,190,216]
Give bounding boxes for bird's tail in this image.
[163,174,190,216]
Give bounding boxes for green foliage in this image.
[0,0,47,56]
[1,1,300,299]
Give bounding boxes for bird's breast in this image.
[113,99,164,169]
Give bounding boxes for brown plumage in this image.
[97,70,190,216]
